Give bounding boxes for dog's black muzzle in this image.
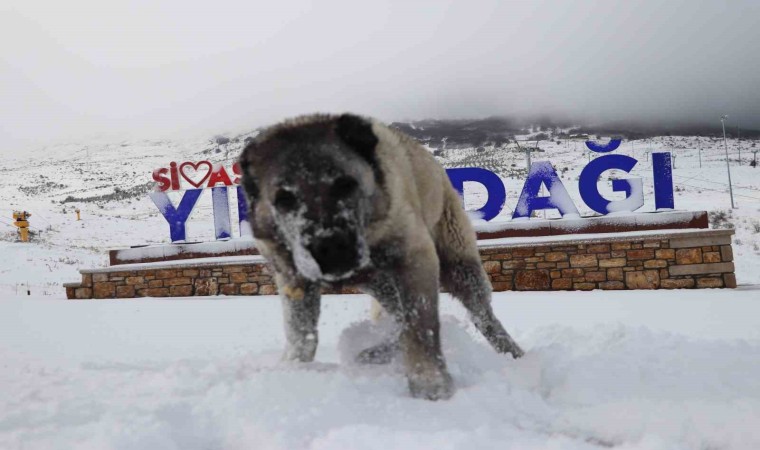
[308,232,360,277]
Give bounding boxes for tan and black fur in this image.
[239,113,522,400]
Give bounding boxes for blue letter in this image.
[236,186,252,237]
[446,167,506,221]
[512,161,579,219]
[149,189,203,242]
[585,139,622,153]
[579,154,644,214]
[652,152,675,210]
[211,186,232,240]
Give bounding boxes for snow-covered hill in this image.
[1,125,758,294]
[1,125,760,450]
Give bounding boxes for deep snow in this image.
[2,290,760,450]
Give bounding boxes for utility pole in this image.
[737,123,741,162]
[721,115,736,209]
[514,139,531,172]
[698,142,702,168]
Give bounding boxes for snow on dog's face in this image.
[239,114,381,282]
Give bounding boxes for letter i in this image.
[170,162,180,190]
[652,153,675,210]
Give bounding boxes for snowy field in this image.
[1,133,759,295]
[2,289,760,450]
[1,132,760,449]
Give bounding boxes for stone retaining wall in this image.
[480,229,736,291]
[65,229,736,299]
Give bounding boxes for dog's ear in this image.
[336,114,379,165]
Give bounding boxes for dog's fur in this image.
[239,113,523,400]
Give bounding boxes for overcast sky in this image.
[2,0,759,149]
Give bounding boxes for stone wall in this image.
[67,259,278,299]
[480,229,736,291]
[65,229,736,299]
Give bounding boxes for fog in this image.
[2,0,759,149]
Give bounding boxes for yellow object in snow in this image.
[12,211,31,242]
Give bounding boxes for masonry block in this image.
[514,270,551,291]
[675,248,702,265]
[627,249,655,260]
[669,262,734,276]
[720,245,733,262]
[93,282,116,299]
[570,254,597,268]
[116,285,136,298]
[696,277,724,288]
[625,270,660,289]
[599,258,626,268]
[660,278,695,289]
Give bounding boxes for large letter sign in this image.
[579,154,644,214]
[512,161,580,219]
[149,189,203,242]
[446,167,506,221]
[237,186,251,237]
[150,144,676,242]
[585,138,622,153]
[211,186,232,240]
[652,152,675,210]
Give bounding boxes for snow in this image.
[113,238,257,263]
[472,210,706,234]
[80,255,266,274]
[1,133,760,448]
[2,289,760,449]
[2,133,759,290]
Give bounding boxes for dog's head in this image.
[239,114,383,281]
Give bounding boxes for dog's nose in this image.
[309,234,359,276]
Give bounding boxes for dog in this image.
[238,113,523,400]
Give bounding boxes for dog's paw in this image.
[355,340,400,365]
[492,335,525,359]
[408,369,455,401]
[282,335,318,362]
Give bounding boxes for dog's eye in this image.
[274,189,298,211]
[330,176,358,199]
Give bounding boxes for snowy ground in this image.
[1,133,759,296]
[2,289,760,450]
[1,132,759,449]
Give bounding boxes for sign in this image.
[149,162,248,242]
[151,160,241,191]
[150,142,674,242]
[445,139,672,220]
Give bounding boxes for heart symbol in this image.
[180,161,213,188]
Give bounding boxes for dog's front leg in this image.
[366,247,454,400]
[278,275,322,362]
[398,281,453,401]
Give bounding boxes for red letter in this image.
[207,164,233,188]
[170,162,181,191]
[152,167,171,192]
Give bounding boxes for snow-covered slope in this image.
[1,128,760,449]
[1,290,759,450]
[2,129,758,294]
